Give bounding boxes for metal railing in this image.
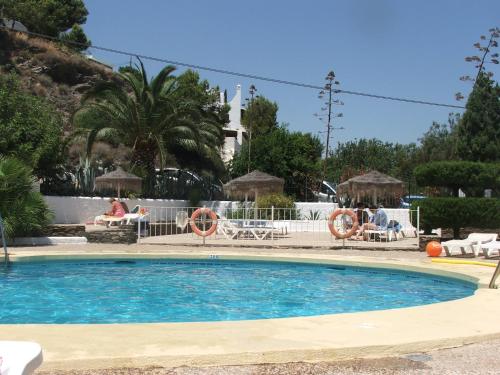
[489,262,500,289]
[134,205,420,245]
[0,213,8,266]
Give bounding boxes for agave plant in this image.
[75,156,96,195]
[0,156,52,239]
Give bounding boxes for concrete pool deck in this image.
[1,244,500,371]
[137,231,420,251]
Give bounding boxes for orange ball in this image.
[426,241,442,257]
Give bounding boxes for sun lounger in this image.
[94,214,124,227]
[123,212,149,225]
[364,228,397,242]
[0,341,43,375]
[246,220,284,239]
[217,219,280,240]
[441,233,498,256]
[217,219,248,239]
[480,240,500,258]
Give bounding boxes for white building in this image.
[220,85,247,163]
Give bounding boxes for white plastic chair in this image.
[0,341,43,375]
[479,240,500,258]
[441,233,498,256]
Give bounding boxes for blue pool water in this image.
[0,258,475,324]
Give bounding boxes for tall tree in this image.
[2,0,88,37]
[166,70,228,177]
[59,24,90,52]
[0,73,64,178]
[241,96,278,136]
[326,138,419,187]
[231,125,322,200]
[417,114,460,163]
[456,72,500,162]
[455,27,499,100]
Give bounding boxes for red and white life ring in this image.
[190,208,218,237]
[328,209,359,239]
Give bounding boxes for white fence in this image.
[135,205,418,243]
[43,196,338,225]
[44,196,418,244]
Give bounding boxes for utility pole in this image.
[247,84,257,173]
[315,71,343,182]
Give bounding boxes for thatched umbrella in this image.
[223,170,284,201]
[95,167,142,198]
[224,171,284,220]
[336,170,404,205]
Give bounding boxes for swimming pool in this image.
[0,258,476,324]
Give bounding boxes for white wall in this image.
[44,197,341,224]
[44,196,413,228]
[45,196,183,224]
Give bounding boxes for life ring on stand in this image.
[190,208,218,237]
[328,209,359,239]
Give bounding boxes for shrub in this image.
[0,157,53,239]
[411,198,500,238]
[0,73,64,178]
[256,193,297,220]
[414,161,500,197]
[256,193,295,209]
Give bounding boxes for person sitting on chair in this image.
[103,198,125,220]
[354,202,370,226]
[354,204,388,240]
[93,198,126,226]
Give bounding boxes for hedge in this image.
[414,161,500,197]
[411,197,500,238]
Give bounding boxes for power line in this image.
[0,26,466,109]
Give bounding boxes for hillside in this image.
[0,29,116,131]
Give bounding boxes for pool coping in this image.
[2,249,500,370]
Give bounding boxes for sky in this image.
[83,0,499,147]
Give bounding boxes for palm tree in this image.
[0,156,52,239]
[73,59,219,193]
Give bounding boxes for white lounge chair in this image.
[0,341,43,375]
[122,206,150,225]
[480,240,500,258]
[94,214,124,227]
[441,233,498,256]
[246,220,284,239]
[217,219,248,239]
[364,228,397,242]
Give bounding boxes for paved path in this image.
[37,338,500,374]
[139,231,420,251]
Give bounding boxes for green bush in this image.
[256,193,297,220]
[414,161,500,197]
[225,194,298,220]
[0,157,53,239]
[411,198,500,238]
[0,73,64,178]
[256,193,295,209]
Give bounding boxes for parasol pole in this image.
[244,193,248,223]
[254,189,258,223]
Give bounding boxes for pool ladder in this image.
[489,262,500,289]
[0,212,8,266]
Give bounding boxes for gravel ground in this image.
[37,339,500,375]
